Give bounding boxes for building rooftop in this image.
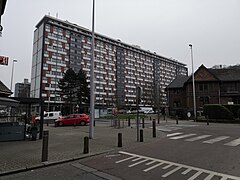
[209,68,240,81]
[0,80,12,97]
[36,15,187,67]
[167,66,240,90]
[166,75,189,89]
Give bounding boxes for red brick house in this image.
[166,65,240,117]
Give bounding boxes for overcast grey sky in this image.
[0,0,239,90]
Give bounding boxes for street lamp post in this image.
[48,83,50,112]
[10,59,17,93]
[189,44,197,121]
[89,0,95,139]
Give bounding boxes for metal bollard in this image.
[41,130,49,162]
[142,118,145,128]
[118,133,122,147]
[83,136,89,154]
[152,119,156,138]
[128,117,130,126]
[176,115,179,124]
[207,115,209,125]
[94,120,96,127]
[157,117,160,124]
[140,129,143,142]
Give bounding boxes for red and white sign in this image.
[0,56,9,66]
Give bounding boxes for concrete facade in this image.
[31,15,187,112]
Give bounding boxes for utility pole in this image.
[89,0,95,139]
[189,44,196,121]
[10,59,17,93]
[136,86,141,142]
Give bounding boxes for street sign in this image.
[0,56,9,66]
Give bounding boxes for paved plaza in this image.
[0,116,168,176]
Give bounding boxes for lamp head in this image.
[189,44,192,47]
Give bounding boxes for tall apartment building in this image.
[31,15,187,112]
[14,78,31,97]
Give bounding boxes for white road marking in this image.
[162,166,182,178]
[185,135,212,142]
[115,156,135,163]
[224,138,240,147]
[204,174,214,180]
[118,151,240,180]
[128,159,148,167]
[145,161,156,165]
[188,171,203,180]
[182,168,192,175]
[143,162,164,172]
[132,157,142,162]
[162,164,172,169]
[203,136,230,144]
[157,127,182,132]
[170,133,196,140]
[220,177,228,180]
[167,132,183,137]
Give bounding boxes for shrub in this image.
[223,104,240,118]
[203,104,234,120]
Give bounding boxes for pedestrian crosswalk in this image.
[167,132,240,147]
[116,151,240,180]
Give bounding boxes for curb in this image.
[0,150,115,177]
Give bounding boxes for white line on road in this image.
[204,174,214,180]
[162,164,172,169]
[203,136,230,144]
[128,159,148,167]
[188,171,203,180]
[185,135,212,142]
[224,138,240,147]
[143,162,164,172]
[115,156,135,163]
[162,166,182,178]
[145,161,156,165]
[118,151,240,180]
[157,127,182,132]
[182,168,192,175]
[170,133,196,140]
[167,132,183,137]
[132,157,142,162]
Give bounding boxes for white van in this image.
[36,111,62,122]
[140,107,154,114]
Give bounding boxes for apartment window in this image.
[173,101,181,108]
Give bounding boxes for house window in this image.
[199,83,208,91]
[200,97,209,107]
[226,83,237,92]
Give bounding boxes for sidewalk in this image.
[0,117,170,176]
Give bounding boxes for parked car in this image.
[55,114,89,126]
[36,111,62,123]
[144,109,155,114]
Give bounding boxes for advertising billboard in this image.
[0,56,9,66]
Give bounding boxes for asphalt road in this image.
[1,122,240,180]
[79,122,240,180]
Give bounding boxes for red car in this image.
[55,114,90,126]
